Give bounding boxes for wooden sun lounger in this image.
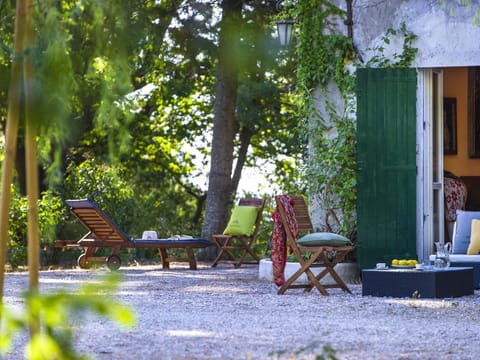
[55,199,213,270]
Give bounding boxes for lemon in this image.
[410,259,418,265]
[399,259,408,265]
[392,259,399,265]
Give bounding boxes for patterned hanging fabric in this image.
[444,177,467,222]
[271,195,299,286]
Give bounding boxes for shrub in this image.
[7,187,67,268]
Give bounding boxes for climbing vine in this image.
[288,1,418,241]
[365,22,418,68]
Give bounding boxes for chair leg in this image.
[323,251,352,293]
[185,247,197,270]
[326,267,351,293]
[278,248,353,296]
[277,266,310,294]
[301,252,330,295]
[278,251,329,295]
[211,237,225,267]
[305,250,351,294]
[211,237,237,267]
[303,267,329,295]
[158,248,169,269]
[234,238,260,268]
[234,250,259,268]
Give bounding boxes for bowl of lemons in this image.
[391,259,418,268]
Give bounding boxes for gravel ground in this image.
[2,263,480,360]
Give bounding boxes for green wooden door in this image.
[356,68,417,269]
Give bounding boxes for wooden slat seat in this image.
[55,199,213,270]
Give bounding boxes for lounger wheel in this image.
[107,254,121,271]
[77,254,91,269]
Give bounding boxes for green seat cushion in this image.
[223,206,260,236]
[297,232,352,247]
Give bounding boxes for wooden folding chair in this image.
[274,195,353,295]
[211,198,265,268]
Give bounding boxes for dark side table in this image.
[362,267,474,298]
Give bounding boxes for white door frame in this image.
[417,68,444,262]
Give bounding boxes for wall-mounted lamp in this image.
[275,1,353,47]
[275,0,294,46]
[276,19,294,46]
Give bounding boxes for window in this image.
[468,67,480,157]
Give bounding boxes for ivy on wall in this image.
[289,1,418,241]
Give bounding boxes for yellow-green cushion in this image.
[223,206,259,236]
[297,232,352,247]
[467,220,480,255]
[452,210,480,254]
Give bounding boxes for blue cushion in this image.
[452,210,480,254]
[297,232,352,247]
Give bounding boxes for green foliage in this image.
[7,188,67,267]
[62,157,203,240]
[439,0,480,25]
[0,1,308,267]
[293,2,418,241]
[269,342,338,360]
[293,0,357,238]
[0,0,14,123]
[2,0,167,187]
[0,273,135,359]
[307,99,357,237]
[33,5,77,129]
[6,241,27,269]
[63,158,137,234]
[365,22,418,68]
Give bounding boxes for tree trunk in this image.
[200,0,242,259]
[0,0,27,303]
[231,127,253,195]
[23,0,41,336]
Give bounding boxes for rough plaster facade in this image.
[345,0,480,67]
[311,0,480,232]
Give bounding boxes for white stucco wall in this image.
[334,0,480,67]
[310,83,343,232]
[310,0,480,232]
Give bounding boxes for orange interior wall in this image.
[443,67,480,176]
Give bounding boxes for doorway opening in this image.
[420,67,480,261]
